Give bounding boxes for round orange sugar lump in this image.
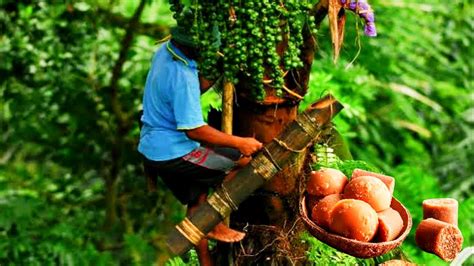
[344,176,391,212]
[375,208,404,242]
[415,218,463,261]
[380,260,416,266]
[311,194,342,229]
[307,168,348,197]
[422,198,458,226]
[329,199,379,242]
[351,169,395,195]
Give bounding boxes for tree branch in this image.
[104,0,147,230]
[109,0,147,132]
[97,8,169,39]
[64,5,169,39]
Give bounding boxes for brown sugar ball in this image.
[311,194,342,229]
[415,218,463,261]
[351,169,395,195]
[380,260,416,266]
[329,199,379,242]
[422,198,458,226]
[344,176,392,212]
[307,168,348,198]
[375,208,404,242]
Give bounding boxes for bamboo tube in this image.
[166,94,343,255]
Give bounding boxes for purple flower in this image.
[365,22,377,37]
[349,2,357,10]
[359,2,370,11]
[365,13,375,23]
[342,0,377,37]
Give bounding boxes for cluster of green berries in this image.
[169,0,318,101]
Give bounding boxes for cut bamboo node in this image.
[175,218,205,246]
[207,189,233,218]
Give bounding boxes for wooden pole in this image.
[221,80,234,226]
[221,80,234,135]
[166,94,343,256]
[220,79,234,265]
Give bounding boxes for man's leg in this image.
[187,194,213,266]
[186,192,245,266]
[143,161,158,193]
[186,191,245,243]
[182,147,249,242]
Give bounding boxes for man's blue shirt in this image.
[138,41,205,161]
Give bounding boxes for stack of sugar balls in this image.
[306,168,403,242]
[415,198,463,261]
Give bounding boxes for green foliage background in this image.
[0,0,472,265]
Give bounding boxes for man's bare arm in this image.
[185,125,262,156]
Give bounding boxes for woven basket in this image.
[300,195,412,258]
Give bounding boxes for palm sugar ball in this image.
[329,199,379,242]
[376,208,404,242]
[344,176,391,212]
[307,168,348,198]
[311,194,342,229]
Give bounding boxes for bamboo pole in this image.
[220,79,234,265]
[166,94,343,256]
[221,80,234,135]
[221,82,234,226]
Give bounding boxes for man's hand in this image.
[236,137,263,157]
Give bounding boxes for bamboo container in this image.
[166,95,343,255]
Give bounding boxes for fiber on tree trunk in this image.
[166,95,343,256]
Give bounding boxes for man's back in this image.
[138,41,206,161]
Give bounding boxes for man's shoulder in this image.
[153,51,194,76]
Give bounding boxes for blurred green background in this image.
[0,0,472,265]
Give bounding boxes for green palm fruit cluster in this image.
[169,0,318,101]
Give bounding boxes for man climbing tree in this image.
[137,25,263,265]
